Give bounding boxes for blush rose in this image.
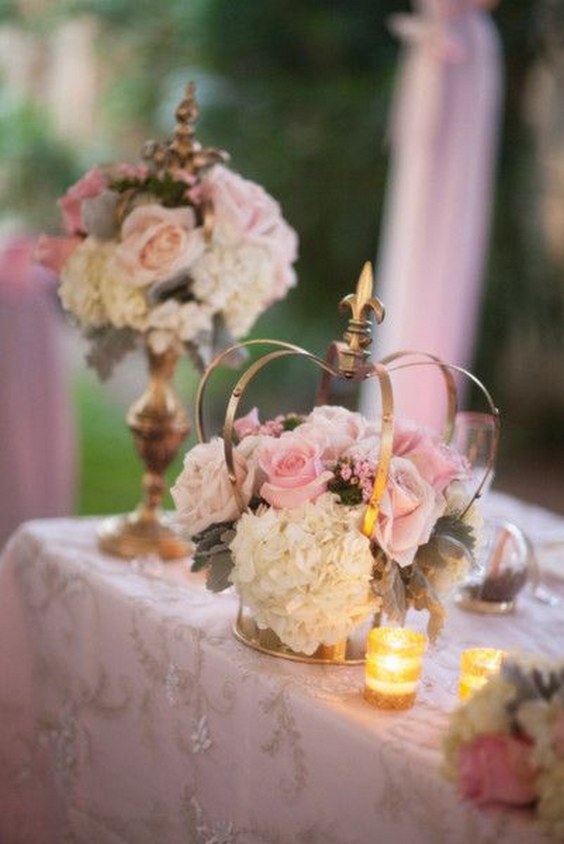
[458,735,537,806]
[373,456,445,568]
[171,438,257,537]
[34,234,82,275]
[258,433,333,510]
[58,167,107,235]
[394,419,466,493]
[195,165,298,299]
[115,204,205,287]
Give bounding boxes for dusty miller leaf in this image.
[407,565,445,643]
[205,549,234,593]
[85,327,137,380]
[372,559,407,624]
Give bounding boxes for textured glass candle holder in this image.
[364,627,427,710]
[458,648,506,700]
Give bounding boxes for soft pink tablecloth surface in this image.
[0,493,562,844]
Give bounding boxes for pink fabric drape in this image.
[0,235,75,547]
[361,0,502,429]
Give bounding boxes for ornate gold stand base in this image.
[233,608,368,665]
[98,511,192,561]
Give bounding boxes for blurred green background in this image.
[1,0,563,514]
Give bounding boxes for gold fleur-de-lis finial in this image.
[142,82,230,178]
[337,262,385,378]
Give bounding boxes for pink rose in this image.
[234,407,261,440]
[458,735,537,807]
[299,405,377,462]
[196,165,297,299]
[373,456,445,567]
[34,234,82,276]
[258,433,333,509]
[114,204,205,287]
[394,418,465,493]
[171,438,257,537]
[58,167,107,234]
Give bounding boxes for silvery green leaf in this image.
[437,534,470,561]
[206,550,234,593]
[148,271,194,304]
[408,565,445,643]
[81,190,120,240]
[85,327,137,380]
[374,561,406,624]
[211,315,248,369]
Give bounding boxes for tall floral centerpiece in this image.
[36,83,298,559]
[172,264,497,661]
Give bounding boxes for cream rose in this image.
[171,438,257,537]
[113,204,205,287]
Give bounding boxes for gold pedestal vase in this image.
[98,345,191,560]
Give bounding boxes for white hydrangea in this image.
[229,492,378,655]
[98,260,149,332]
[58,237,110,328]
[145,299,214,354]
[537,763,564,839]
[191,242,275,338]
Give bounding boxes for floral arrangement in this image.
[443,656,564,840]
[35,99,297,377]
[172,404,481,655]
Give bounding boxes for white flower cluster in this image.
[229,493,379,655]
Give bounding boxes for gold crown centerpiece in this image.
[36,83,298,560]
[171,263,499,662]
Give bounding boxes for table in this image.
[1,493,563,844]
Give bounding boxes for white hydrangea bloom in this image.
[191,242,275,338]
[537,763,564,839]
[58,237,110,328]
[99,262,148,331]
[229,492,378,655]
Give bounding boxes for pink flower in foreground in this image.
[234,407,261,440]
[373,456,444,568]
[394,419,465,493]
[458,735,537,807]
[34,234,82,275]
[258,433,333,510]
[58,167,107,235]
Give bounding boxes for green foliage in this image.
[192,522,236,592]
[109,172,193,208]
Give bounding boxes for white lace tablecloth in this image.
[0,493,563,844]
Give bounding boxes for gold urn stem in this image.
[98,345,192,560]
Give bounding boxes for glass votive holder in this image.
[459,648,506,700]
[364,627,427,710]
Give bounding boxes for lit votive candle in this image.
[364,627,427,710]
[459,648,506,700]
